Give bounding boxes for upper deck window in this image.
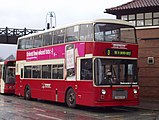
[18,38,26,49]
[43,32,52,46]
[80,24,93,41]
[53,29,65,44]
[25,37,33,49]
[33,35,42,48]
[66,26,79,42]
[95,23,136,44]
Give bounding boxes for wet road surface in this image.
[0,94,158,120]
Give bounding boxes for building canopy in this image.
[105,0,159,15]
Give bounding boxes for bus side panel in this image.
[4,83,15,94]
[0,79,5,93]
[16,77,139,107]
[36,80,66,102]
[74,81,96,106]
[20,79,54,101]
[16,51,26,61]
[0,64,4,94]
[17,79,96,105]
[18,79,67,103]
[85,42,94,54]
[15,75,22,96]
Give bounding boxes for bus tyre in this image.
[24,86,31,100]
[66,88,76,108]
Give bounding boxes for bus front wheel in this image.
[24,86,31,100]
[66,88,76,108]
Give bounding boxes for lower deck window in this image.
[42,65,51,79]
[24,66,32,78]
[32,66,42,78]
[23,64,64,79]
[52,65,63,79]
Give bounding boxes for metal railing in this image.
[0,27,43,37]
[0,27,43,44]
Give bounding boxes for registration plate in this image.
[114,96,126,99]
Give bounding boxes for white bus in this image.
[0,60,16,94]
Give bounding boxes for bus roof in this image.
[18,19,134,39]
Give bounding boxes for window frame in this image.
[43,32,53,46]
[80,58,93,80]
[79,24,93,41]
[53,29,65,45]
[42,65,51,79]
[52,64,64,80]
[121,12,159,27]
[33,35,43,48]
[65,25,79,43]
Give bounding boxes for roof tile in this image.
[106,0,159,12]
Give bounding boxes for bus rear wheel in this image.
[66,88,76,108]
[24,86,31,100]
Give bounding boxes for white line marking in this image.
[36,114,63,120]
[140,113,156,116]
[113,107,132,112]
[33,108,46,112]
[104,115,124,118]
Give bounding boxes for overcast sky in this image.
[0,0,131,59]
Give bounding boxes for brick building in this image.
[105,0,159,99]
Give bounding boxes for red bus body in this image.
[15,19,139,107]
[0,60,16,94]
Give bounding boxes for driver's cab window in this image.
[101,64,118,85]
[126,64,134,82]
[6,67,15,83]
[7,68,15,77]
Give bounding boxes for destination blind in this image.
[106,49,132,57]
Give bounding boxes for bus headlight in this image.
[101,89,106,95]
[133,89,137,94]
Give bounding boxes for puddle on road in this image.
[4,100,12,103]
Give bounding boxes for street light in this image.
[46,11,56,29]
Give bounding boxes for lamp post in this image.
[46,11,56,29]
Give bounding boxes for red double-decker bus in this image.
[15,19,139,107]
[0,60,16,94]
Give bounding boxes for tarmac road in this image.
[0,94,158,120]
